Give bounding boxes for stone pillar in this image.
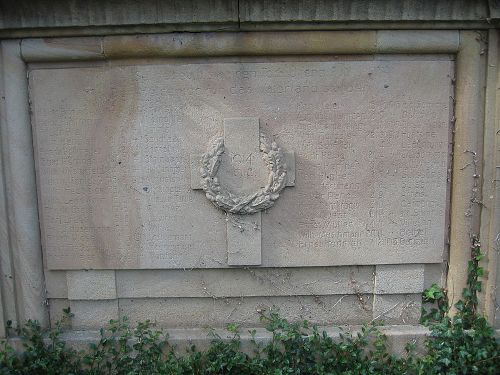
[0,40,48,328]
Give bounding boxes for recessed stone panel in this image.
[29,57,452,269]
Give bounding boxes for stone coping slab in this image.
[20,31,459,62]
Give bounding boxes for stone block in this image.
[116,266,374,298]
[424,263,446,289]
[67,270,116,300]
[48,298,70,327]
[221,117,266,194]
[70,300,118,329]
[374,264,425,294]
[45,270,67,298]
[376,31,459,53]
[119,295,373,328]
[378,325,429,357]
[372,294,422,325]
[227,213,262,266]
[102,32,377,58]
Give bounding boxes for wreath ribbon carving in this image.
[200,135,287,214]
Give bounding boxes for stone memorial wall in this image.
[0,0,499,345]
[31,58,452,270]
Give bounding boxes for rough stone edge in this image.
[447,31,487,314]
[0,0,495,38]
[238,0,490,23]
[3,324,430,357]
[0,0,239,31]
[0,40,47,328]
[0,41,11,337]
[480,29,500,327]
[1,21,495,40]
[18,30,461,62]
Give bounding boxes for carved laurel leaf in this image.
[200,134,287,214]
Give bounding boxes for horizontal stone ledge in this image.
[21,37,104,61]
[118,295,374,327]
[116,294,420,326]
[116,266,374,298]
[5,325,430,357]
[20,30,459,62]
[47,264,436,299]
[238,21,493,32]
[102,31,377,58]
[0,21,493,40]
[0,0,488,32]
[376,30,459,53]
[238,0,489,23]
[147,324,430,357]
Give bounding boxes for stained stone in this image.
[29,58,452,269]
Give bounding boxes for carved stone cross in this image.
[191,118,295,266]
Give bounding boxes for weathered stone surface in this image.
[376,31,459,53]
[70,300,118,329]
[0,0,238,30]
[372,294,422,325]
[374,264,424,294]
[119,295,373,327]
[102,31,377,59]
[67,270,116,300]
[424,263,447,289]
[45,270,67,299]
[1,40,47,326]
[30,58,452,269]
[447,31,486,314]
[190,150,296,190]
[116,266,374,298]
[220,117,267,195]
[48,298,70,327]
[0,0,490,36]
[21,37,104,62]
[378,325,428,357]
[227,213,262,265]
[239,0,489,22]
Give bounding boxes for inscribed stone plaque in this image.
[29,57,453,269]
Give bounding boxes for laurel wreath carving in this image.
[200,135,287,214]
